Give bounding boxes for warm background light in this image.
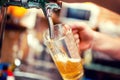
[7,6,27,18]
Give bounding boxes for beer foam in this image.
[68,58,81,62]
[56,55,81,63]
[55,54,68,63]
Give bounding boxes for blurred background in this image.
[0,0,120,80]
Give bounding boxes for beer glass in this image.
[44,24,84,80]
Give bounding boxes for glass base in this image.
[63,73,84,80]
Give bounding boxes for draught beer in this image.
[44,24,84,80]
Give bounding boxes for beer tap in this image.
[0,0,61,57]
[0,0,61,16]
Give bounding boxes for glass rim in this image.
[43,24,72,41]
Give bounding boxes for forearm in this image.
[93,32,120,60]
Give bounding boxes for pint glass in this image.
[44,24,84,80]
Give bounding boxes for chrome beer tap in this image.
[0,0,61,56]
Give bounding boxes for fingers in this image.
[63,24,71,32]
[72,29,79,34]
[73,33,80,48]
[74,34,79,41]
[72,31,81,52]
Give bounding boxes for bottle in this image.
[7,70,15,80]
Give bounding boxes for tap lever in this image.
[44,3,60,39]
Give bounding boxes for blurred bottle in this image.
[0,63,8,80]
[6,71,15,80]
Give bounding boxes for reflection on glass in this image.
[44,24,84,80]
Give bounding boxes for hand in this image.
[70,22,95,51]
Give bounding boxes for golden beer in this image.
[54,54,84,80]
[44,24,84,80]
